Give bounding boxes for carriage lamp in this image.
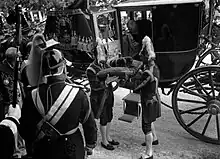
[173,5,177,8]
[194,3,199,7]
[3,79,9,85]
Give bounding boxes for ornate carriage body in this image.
[111,0,220,145]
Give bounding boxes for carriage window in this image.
[121,10,153,37]
[97,12,118,42]
[96,11,120,59]
[152,3,201,52]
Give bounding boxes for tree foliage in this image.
[0,0,64,12]
[0,0,124,13]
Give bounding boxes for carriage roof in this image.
[114,0,203,8]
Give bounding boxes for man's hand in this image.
[105,75,119,86]
[7,104,21,120]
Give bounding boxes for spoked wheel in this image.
[195,49,220,68]
[172,66,220,144]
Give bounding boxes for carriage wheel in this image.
[172,66,220,144]
[195,49,220,68]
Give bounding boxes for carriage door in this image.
[152,3,201,52]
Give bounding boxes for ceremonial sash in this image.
[31,85,79,140]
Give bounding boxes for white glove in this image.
[7,104,21,120]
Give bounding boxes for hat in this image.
[45,39,60,50]
[42,49,65,76]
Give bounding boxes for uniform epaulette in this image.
[66,82,84,89]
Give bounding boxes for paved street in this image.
[87,87,220,159]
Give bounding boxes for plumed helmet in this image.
[41,49,65,77]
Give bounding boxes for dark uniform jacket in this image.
[0,118,17,159]
[20,76,97,159]
[137,65,161,123]
[140,74,161,123]
[86,61,114,119]
[0,60,23,121]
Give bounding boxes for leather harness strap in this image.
[50,86,79,125]
[31,85,79,140]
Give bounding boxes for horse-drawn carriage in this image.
[43,0,220,145]
[113,0,220,145]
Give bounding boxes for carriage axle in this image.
[207,100,220,115]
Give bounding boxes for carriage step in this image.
[118,114,137,123]
[122,93,141,103]
[122,93,141,118]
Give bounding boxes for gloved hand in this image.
[7,104,21,120]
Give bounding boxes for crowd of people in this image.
[0,14,161,159]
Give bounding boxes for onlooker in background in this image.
[201,9,220,45]
[122,19,152,59]
[0,47,23,122]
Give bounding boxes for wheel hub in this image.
[207,100,220,115]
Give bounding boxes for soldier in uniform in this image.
[20,47,97,159]
[0,104,21,159]
[86,38,119,151]
[0,47,23,122]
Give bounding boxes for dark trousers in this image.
[0,104,5,122]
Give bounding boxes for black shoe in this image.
[141,140,159,146]
[139,155,153,159]
[152,140,159,145]
[101,142,115,150]
[108,139,120,145]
